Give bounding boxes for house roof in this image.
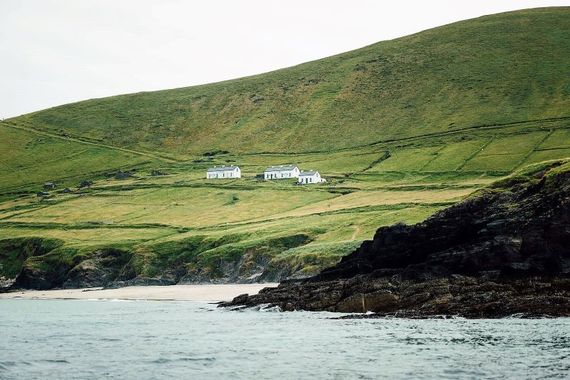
[264,165,298,172]
[299,170,319,176]
[207,166,239,172]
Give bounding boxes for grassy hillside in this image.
[6,7,570,156]
[1,7,569,285]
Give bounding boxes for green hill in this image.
[5,7,570,157]
[1,7,569,288]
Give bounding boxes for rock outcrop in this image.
[62,248,135,288]
[0,234,318,291]
[221,163,570,317]
[11,247,136,290]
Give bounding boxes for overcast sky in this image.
[0,0,568,119]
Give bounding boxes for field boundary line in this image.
[456,137,494,171]
[515,129,555,169]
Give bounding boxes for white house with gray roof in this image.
[206,166,241,179]
[298,170,325,184]
[264,165,300,180]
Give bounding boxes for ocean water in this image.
[0,300,568,379]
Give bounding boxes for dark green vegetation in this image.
[1,8,569,288]
[0,238,63,278]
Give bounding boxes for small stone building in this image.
[298,170,325,184]
[264,165,300,180]
[206,166,241,179]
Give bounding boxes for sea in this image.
[0,299,568,379]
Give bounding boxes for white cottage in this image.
[206,166,241,179]
[298,170,325,184]
[264,165,300,180]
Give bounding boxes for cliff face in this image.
[317,166,570,282]
[222,164,570,317]
[0,234,320,291]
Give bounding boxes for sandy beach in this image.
[0,283,278,302]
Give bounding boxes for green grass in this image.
[524,148,570,165]
[368,146,443,172]
[538,129,570,149]
[462,154,526,172]
[422,139,488,171]
[0,8,569,281]
[4,186,338,227]
[0,126,154,193]
[478,132,547,155]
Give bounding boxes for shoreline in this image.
[0,283,278,302]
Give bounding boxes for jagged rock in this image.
[0,276,15,292]
[63,248,134,288]
[16,260,71,290]
[114,171,133,180]
[150,169,167,176]
[221,164,570,317]
[6,245,134,290]
[78,180,93,188]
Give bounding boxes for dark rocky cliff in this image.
[222,163,570,317]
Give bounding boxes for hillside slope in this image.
[1,8,570,288]
[6,7,570,157]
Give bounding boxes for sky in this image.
[0,0,568,119]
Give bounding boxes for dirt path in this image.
[351,225,361,240]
